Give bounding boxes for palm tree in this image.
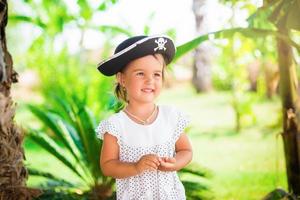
[274,7,300,196]
[0,0,41,199]
[192,0,212,92]
[175,0,300,194]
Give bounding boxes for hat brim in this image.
[97,35,176,76]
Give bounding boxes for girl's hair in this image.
[114,54,166,103]
[115,83,128,103]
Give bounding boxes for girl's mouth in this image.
[141,88,154,93]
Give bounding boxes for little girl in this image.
[96,35,193,200]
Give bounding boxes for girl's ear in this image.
[116,72,124,86]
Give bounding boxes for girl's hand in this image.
[158,157,177,171]
[134,154,160,174]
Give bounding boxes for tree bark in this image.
[192,0,212,93]
[0,1,40,199]
[277,28,300,194]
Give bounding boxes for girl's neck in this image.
[124,103,158,125]
[125,103,156,118]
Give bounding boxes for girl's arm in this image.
[158,133,193,171]
[100,132,160,179]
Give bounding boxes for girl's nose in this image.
[145,74,154,83]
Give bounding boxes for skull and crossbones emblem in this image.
[154,38,167,51]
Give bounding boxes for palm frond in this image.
[27,129,89,184]
[174,27,300,62]
[27,104,92,180]
[180,163,212,178]
[28,168,76,188]
[182,180,212,200]
[71,96,103,178]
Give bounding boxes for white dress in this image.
[96,105,189,200]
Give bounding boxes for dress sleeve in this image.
[173,109,190,142]
[95,117,121,142]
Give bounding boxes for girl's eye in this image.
[136,72,144,76]
[154,73,161,77]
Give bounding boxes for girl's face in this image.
[117,54,164,105]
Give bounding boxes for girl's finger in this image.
[145,160,158,169]
[166,157,176,163]
[145,157,160,166]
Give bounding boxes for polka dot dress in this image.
[96,105,189,200]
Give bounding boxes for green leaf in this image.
[79,2,93,20]
[45,95,96,180]
[49,96,81,145]
[28,168,76,187]
[180,168,207,177]
[97,0,118,11]
[286,0,300,31]
[61,121,85,155]
[49,94,76,125]
[174,27,300,62]
[262,0,283,7]
[180,163,212,178]
[182,180,208,191]
[56,119,91,172]
[95,25,133,37]
[9,15,33,22]
[144,26,150,35]
[27,104,83,166]
[247,4,275,30]
[98,2,107,11]
[182,180,211,200]
[28,129,87,183]
[8,15,46,28]
[71,97,102,178]
[27,104,61,136]
[174,34,209,62]
[268,0,285,24]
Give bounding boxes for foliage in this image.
[33,51,116,116]
[179,163,213,200]
[173,0,300,132]
[174,27,300,63]
[231,90,257,131]
[251,0,300,31]
[26,88,117,198]
[32,188,117,200]
[262,188,298,200]
[8,0,129,115]
[174,0,300,65]
[8,0,177,116]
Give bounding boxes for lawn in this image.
[20,82,288,200]
[158,83,287,200]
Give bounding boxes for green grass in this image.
[20,82,288,200]
[191,133,286,200]
[158,83,287,200]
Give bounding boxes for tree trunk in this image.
[277,28,300,195]
[0,1,40,199]
[192,0,212,93]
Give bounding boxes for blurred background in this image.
[6,0,300,199]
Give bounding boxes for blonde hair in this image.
[114,54,167,103]
[115,83,128,103]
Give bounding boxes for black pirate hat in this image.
[97,35,176,76]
